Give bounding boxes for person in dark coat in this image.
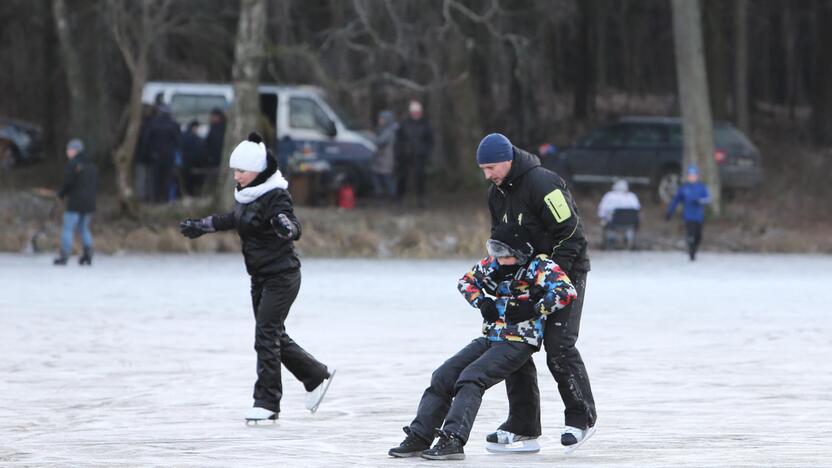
[134,104,157,202]
[179,132,335,423]
[144,104,181,203]
[666,165,711,261]
[394,100,433,206]
[55,139,98,266]
[204,108,226,168]
[475,133,596,452]
[180,120,205,195]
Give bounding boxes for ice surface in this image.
[1,252,831,467]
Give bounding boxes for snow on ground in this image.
[1,252,831,467]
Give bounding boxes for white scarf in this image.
[234,170,289,204]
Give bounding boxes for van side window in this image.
[170,94,227,125]
[289,97,331,133]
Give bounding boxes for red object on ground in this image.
[337,184,355,209]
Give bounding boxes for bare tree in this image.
[104,0,187,214]
[672,0,720,215]
[733,0,749,133]
[214,0,268,211]
[51,0,87,139]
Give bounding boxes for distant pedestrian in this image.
[395,100,433,207]
[666,165,711,261]
[181,120,205,195]
[372,110,398,199]
[54,139,98,266]
[205,108,226,168]
[145,104,182,203]
[134,103,157,202]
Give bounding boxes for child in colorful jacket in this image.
[388,223,577,461]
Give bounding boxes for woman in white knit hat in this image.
[179,133,335,423]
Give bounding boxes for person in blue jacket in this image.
[666,165,711,261]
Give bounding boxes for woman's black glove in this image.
[179,217,215,239]
[271,213,297,240]
[504,299,539,324]
[479,297,500,322]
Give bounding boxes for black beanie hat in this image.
[488,223,535,263]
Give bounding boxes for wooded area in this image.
[1,0,830,199]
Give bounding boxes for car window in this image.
[170,94,228,125]
[623,124,666,147]
[666,124,683,145]
[577,125,626,147]
[715,125,753,149]
[289,97,331,133]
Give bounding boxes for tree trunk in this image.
[215,0,268,211]
[672,0,721,215]
[573,0,595,120]
[51,0,87,140]
[111,58,146,215]
[733,0,750,133]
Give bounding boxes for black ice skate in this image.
[420,430,465,461]
[53,254,68,266]
[388,426,431,458]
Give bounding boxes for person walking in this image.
[475,133,596,453]
[179,133,335,423]
[54,139,98,266]
[666,165,711,261]
[394,100,433,207]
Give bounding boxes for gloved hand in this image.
[179,217,214,239]
[271,213,297,240]
[504,298,539,324]
[478,297,500,322]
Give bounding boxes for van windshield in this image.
[327,101,364,130]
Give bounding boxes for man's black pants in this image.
[395,155,427,200]
[409,337,536,444]
[499,271,596,435]
[250,269,329,413]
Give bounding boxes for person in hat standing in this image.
[394,100,433,207]
[179,132,335,423]
[54,138,98,266]
[388,223,577,460]
[474,133,596,453]
[666,165,711,261]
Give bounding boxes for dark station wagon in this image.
[546,116,764,202]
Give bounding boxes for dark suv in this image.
[546,116,764,202]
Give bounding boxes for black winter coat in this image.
[488,148,590,274]
[395,117,433,160]
[205,119,226,167]
[143,114,181,164]
[210,157,301,277]
[58,152,98,213]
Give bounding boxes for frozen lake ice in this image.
[1,252,831,467]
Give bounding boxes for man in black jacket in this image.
[394,100,433,207]
[475,133,596,453]
[142,104,181,203]
[55,139,98,266]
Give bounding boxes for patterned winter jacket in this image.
[458,254,577,348]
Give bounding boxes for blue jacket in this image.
[666,182,710,223]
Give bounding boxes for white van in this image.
[141,81,376,191]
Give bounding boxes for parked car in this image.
[142,81,377,193]
[545,116,764,202]
[0,118,44,170]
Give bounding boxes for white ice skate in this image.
[485,430,540,454]
[561,425,596,454]
[245,406,278,425]
[305,368,336,413]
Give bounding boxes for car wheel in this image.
[656,170,680,204]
